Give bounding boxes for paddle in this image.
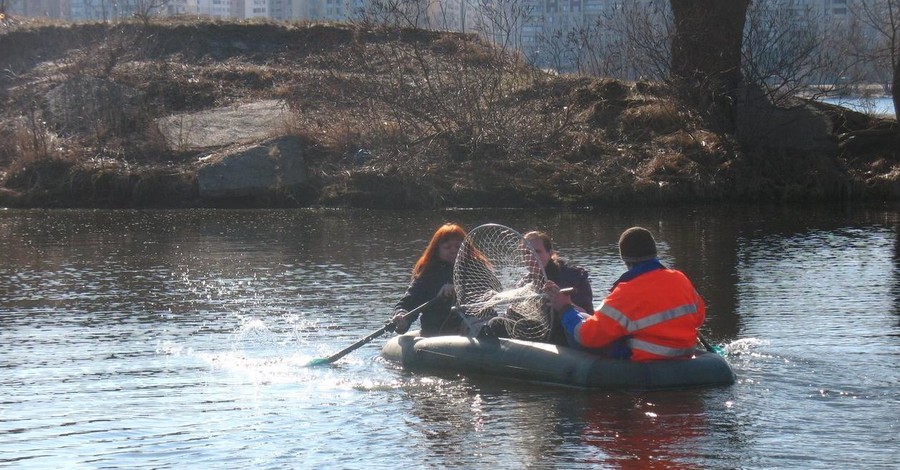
[306,296,440,366]
[698,332,725,356]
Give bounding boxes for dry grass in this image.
[620,101,683,140]
[0,19,896,208]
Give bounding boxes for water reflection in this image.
[399,376,575,467]
[566,391,713,469]
[894,211,900,327]
[398,373,736,468]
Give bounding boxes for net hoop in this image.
[452,224,550,340]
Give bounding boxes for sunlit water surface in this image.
[820,96,895,118]
[1,206,898,469]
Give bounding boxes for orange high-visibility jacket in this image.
[574,268,705,361]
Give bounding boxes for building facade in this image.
[165,0,200,16]
[6,0,70,18]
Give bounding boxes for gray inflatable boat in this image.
[382,333,736,390]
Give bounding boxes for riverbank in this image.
[0,18,898,209]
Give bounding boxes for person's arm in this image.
[547,280,583,335]
[572,269,594,313]
[559,306,591,344]
[392,277,429,333]
[547,281,622,348]
[392,266,457,332]
[560,302,624,348]
[555,264,594,314]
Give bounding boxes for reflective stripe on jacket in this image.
[574,268,705,361]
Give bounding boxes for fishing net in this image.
[453,224,550,341]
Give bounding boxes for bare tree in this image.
[470,0,533,61]
[532,27,576,73]
[359,0,436,29]
[0,0,25,17]
[848,0,900,117]
[598,1,673,80]
[525,1,671,79]
[742,0,860,105]
[132,0,171,25]
[343,0,565,166]
[560,20,615,77]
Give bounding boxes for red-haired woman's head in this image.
[412,223,467,279]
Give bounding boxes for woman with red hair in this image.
[391,223,467,337]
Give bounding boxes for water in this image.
[0,206,898,469]
[820,96,895,118]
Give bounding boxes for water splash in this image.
[723,337,768,357]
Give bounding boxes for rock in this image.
[735,84,837,156]
[197,135,306,200]
[155,100,290,150]
[838,127,900,156]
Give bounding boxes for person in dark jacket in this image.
[524,231,593,346]
[482,230,594,346]
[391,223,467,337]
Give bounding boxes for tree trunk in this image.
[670,0,750,132]
[893,59,900,119]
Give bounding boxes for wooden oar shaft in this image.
[310,296,441,366]
[698,332,716,353]
[322,325,391,364]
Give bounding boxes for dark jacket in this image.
[393,261,464,337]
[545,259,593,346]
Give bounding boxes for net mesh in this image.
[453,224,550,341]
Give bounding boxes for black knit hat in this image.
[618,227,658,263]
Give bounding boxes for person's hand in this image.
[543,281,572,313]
[438,283,455,299]
[391,311,409,332]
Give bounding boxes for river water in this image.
[820,96,895,118]
[1,205,898,469]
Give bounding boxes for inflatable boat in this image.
[381,333,736,390]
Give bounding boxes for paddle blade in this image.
[698,333,727,356]
[305,357,332,367]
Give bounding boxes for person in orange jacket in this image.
[545,226,705,360]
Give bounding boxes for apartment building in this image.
[5,0,70,18]
[69,0,131,20]
[47,0,182,20]
[428,0,482,32]
[269,0,291,19]
[233,0,269,18]
[784,0,852,16]
[166,0,200,16]
[195,0,231,17]
[1,0,869,22]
